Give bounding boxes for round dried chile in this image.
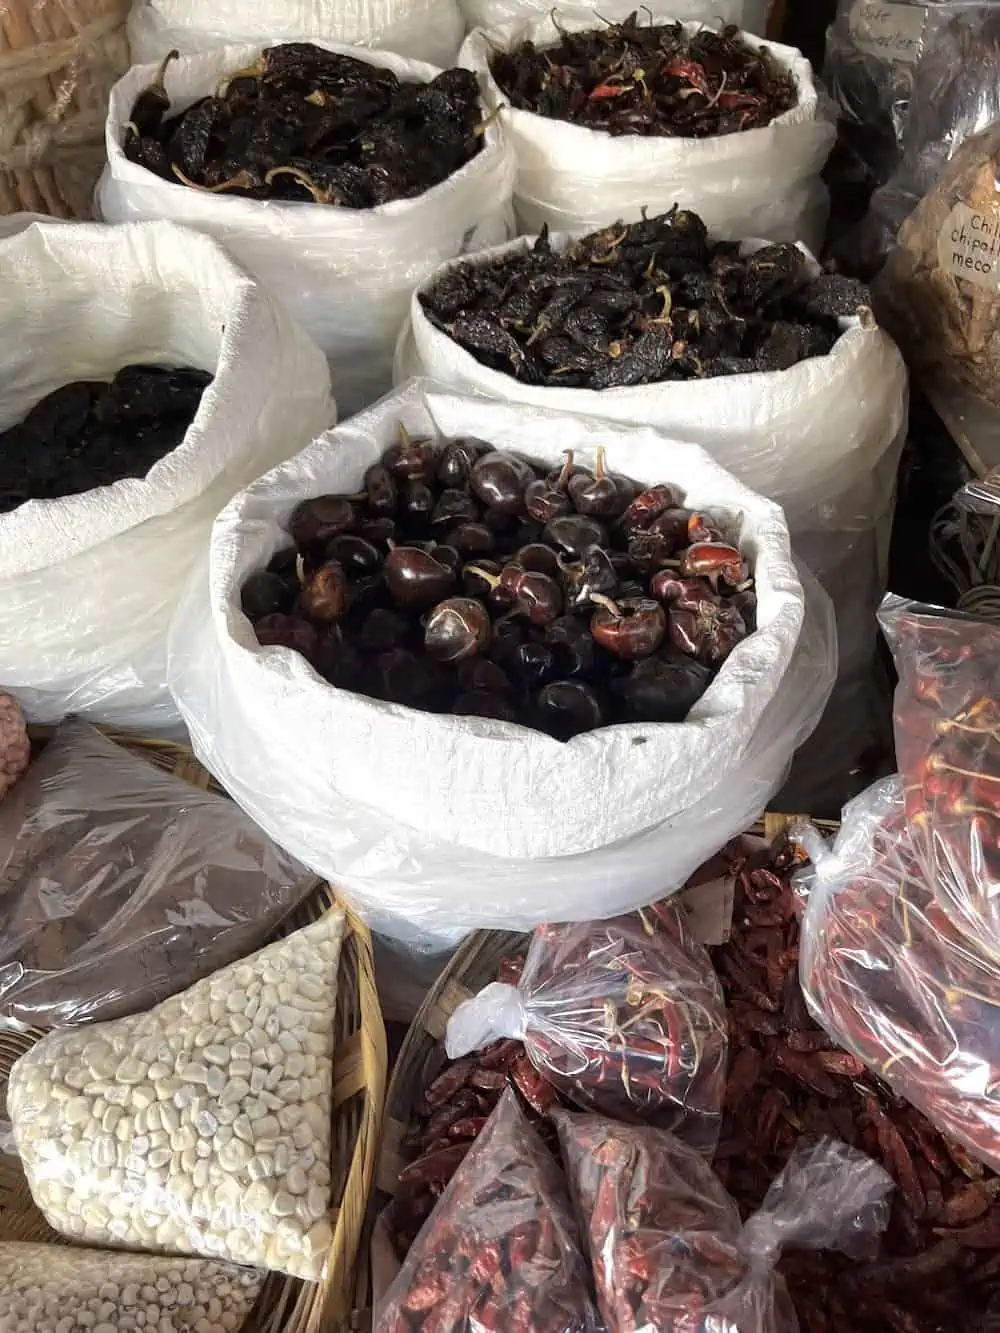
[326,534,381,577]
[438,437,488,487]
[666,596,747,667]
[619,484,679,539]
[432,488,479,530]
[289,494,359,549]
[363,462,397,516]
[399,479,436,528]
[487,616,528,670]
[513,642,560,691]
[524,450,575,523]
[370,649,444,707]
[424,597,492,662]
[590,595,666,659]
[457,657,514,696]
[568,446,629,517]
[544,514,607,559]
[679,542,748,590]
[315,625,364,689]
[241,571,291,621]
[446,521,495,556]
[535,680,605,740]
[360,607,413,653]
[514,543,561,577]
[470,452,535,514]
[384,545,456,610]
[613,651,714,723]
[545,616,600,679]
[452,691,518,722]
[267,546,298,581]
[254,613,320,666]
[298,559,348,623]
[359,517,396,548]
[383,425,438,484]
[467,564,563,627]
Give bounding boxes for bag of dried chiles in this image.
[556,1112,894,1333]
[446,901,727,1151]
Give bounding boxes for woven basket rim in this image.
[0,728,387,1333]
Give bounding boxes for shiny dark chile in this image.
[471,452,535,514]
[242,571,291,620]
[382,426,438,483]
[290,495,359,549]
[299,560,348,623]
[384,545,456,610]
[590,595,666,660]
[535,680,604,740]
[424,597,492,662]
[612,652,713,723]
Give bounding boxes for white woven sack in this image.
[459,11,835,248]
[128,0,464,69]
[167,380,837,943]
[0,218,332,730]
[97,42,516,418]
[459,0,772,39]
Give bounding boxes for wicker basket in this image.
[0,732,388,1333]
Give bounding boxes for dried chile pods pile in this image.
[0,364,211,511]
[125,44,485,206]
[241,429,757,739]
[712,834,1000,1333]
[491,14,798,138]
[419,208,872,387]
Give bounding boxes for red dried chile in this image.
[798,781,1000,1180]
[879,601,1000,961]
[556,1113,893,1333]
[447,900,728,1152]
[377,1090,598,1333]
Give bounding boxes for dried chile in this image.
[242,427,756,737]
[377,1089,598,1333]
[419,209,871,390]
[124,43,484,206]
[446,900,728,1151]
[557,1113,893,1333]
[491,15,798,139]
[712,832,1000,1333]
[0,365,211,510]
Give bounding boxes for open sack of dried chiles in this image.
[445,901,728,1151]
[8,910,345,1279]
[0,217,330,730]
[98,42,514,415]
[460,9,833,244]
[877,594,1000,961]
[166,383,836,939]
[556,1113,895,1333]
[797,777,1000,1177]
[0,719,314,1028]
[376,1088,599,1333]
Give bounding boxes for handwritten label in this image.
[848,0,926,62]
[939,203,1000,293]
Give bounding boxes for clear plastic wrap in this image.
[0,719,315,1028]
[445,901,728,1151]
[458,11,833,249]
[877,594,1000,961]
[0,217,331,729]
[97,43,515,418]
[0,1243,261,1333]
[166,379,838,946]
[556,1113,894,1333]
[376,1088,599,1333]
[797,776,1000,1175]
[8,911,345,1280]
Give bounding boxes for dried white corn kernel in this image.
[8,913,344,1281]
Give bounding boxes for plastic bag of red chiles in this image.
[877,579,1000,963]
[555,1110,894,1333]
[445,899,728,1152]
[797,776,1000,1178]
[376,1088,599,1333]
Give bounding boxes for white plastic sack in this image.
[97,42,516,417]
[167,380,837,943]
[128,0,464,69]
[459,0,773,39]
[458,12,835,248]
[0,218,332,731]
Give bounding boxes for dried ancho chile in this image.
[242,428,757,737]
[124,43,485,206]
[491,14,797,138]
[0,364,211,511]
[420,207,871,388]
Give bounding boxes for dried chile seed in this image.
[470,452,535,514]
[424,597,492,662]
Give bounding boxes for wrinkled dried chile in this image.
[0,364,211,510]
[125,42,484,206]
[492,15,797,138]
[242,430,757,737]
[712,835,1000,1333]
[420,208,871,389]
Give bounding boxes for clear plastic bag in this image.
[8,911,345,1280]
[0,718,315,1027]
[446,901,728,1151]
[556,1112,894,1333]
[797,776,1000,1175]
[376,1088,599,1333]
[877,594,1000,961]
